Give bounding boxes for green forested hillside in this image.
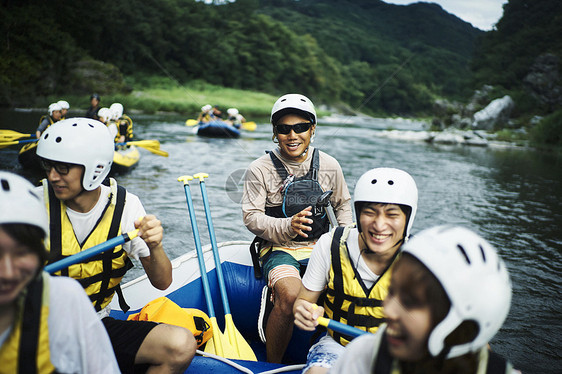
[0,0,560,124]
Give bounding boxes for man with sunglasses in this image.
[35,118,196,374]
[242,94,353,363]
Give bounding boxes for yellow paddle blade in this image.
[127,139,161,148]
[203,318,239,359]
[241,121,256,131]
[0,140,21,149]
[224,314,257,361]
[126,141,168,157]
[186,119,199,126]
[0,129,35,141]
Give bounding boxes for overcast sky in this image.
[384,0,508,30]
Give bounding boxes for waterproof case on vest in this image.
[265,148,329,241]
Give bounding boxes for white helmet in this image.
[227,108,239,116]
[270,94,316,125]
[0,171,48,237]
[97,107,111,122]
[109,103,124,120]
[353,168,417,238]
[48,103,62,116]
[201,104,212,112]
[36,118,114,191]
[57,100,70,110]
[402,225,512,359]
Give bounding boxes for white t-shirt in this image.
[37,183,151,317]
[302,227,380,292]
[37,183,150,261]
[0,275,120,373]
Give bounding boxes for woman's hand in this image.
[294,300,324,331]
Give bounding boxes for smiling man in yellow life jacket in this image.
[0,171,119,373]
[35,117,196,374]
[293,168,419,374]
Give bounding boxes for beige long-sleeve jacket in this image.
[242,147,353,252]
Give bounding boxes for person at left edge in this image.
[35,117,196,374]
[0,171,120,373]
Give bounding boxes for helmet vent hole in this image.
[72,123,78,127]
[44,134,49,139]
[371,179,377,184]
[1,179,9,191]
[88,124,94,128]
[281,99,287,102]
[479,245,486,262]
[388,180,394,185]
[55,137,62,143]
[457,244,471,264]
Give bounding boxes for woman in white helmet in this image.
[0,171,120,373]
[331,225,519,374]
[243,93,353,363]
[35,117,196,373]
[57,100,70,119]
[293,167,418,373]
[35,102,62,138]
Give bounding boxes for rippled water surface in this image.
[1,111,560,373]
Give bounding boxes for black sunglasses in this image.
[275,122,313,135]
[40,159,74,175]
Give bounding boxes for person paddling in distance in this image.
[226,107,246,129]
[331,225,520,374]
[35,102,62,139]
[0,171,120,373]
[196,104,215,124]
[293,167,418,373]
[35,117,196,374]
[57,100,70,120]
[242,93,353,363]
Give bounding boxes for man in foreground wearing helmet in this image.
[331,225,519,373]
[35,118,196,374]
[85,93,101,120]
[197,104,215,123]
[293,167,418,373]
[35,103,62,139]
[242,93,353,363]
[0,171,120,373]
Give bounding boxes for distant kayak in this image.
[111,144,140,175]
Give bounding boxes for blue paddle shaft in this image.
[182,184,217,318]
[199,179,232,315]
[45,231,135,274]
[325,318,369,338]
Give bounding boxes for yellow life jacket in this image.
[324,225,398,346]
[0,272,55,374]
[127,297,213,348]
[43,178,133,312]
[115,115,133,142]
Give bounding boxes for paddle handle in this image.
[317,316,369,338]
[178,176,217,319]
[45,230,139,274]
[195,173,232,315]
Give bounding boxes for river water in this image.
[1,110,560,373]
